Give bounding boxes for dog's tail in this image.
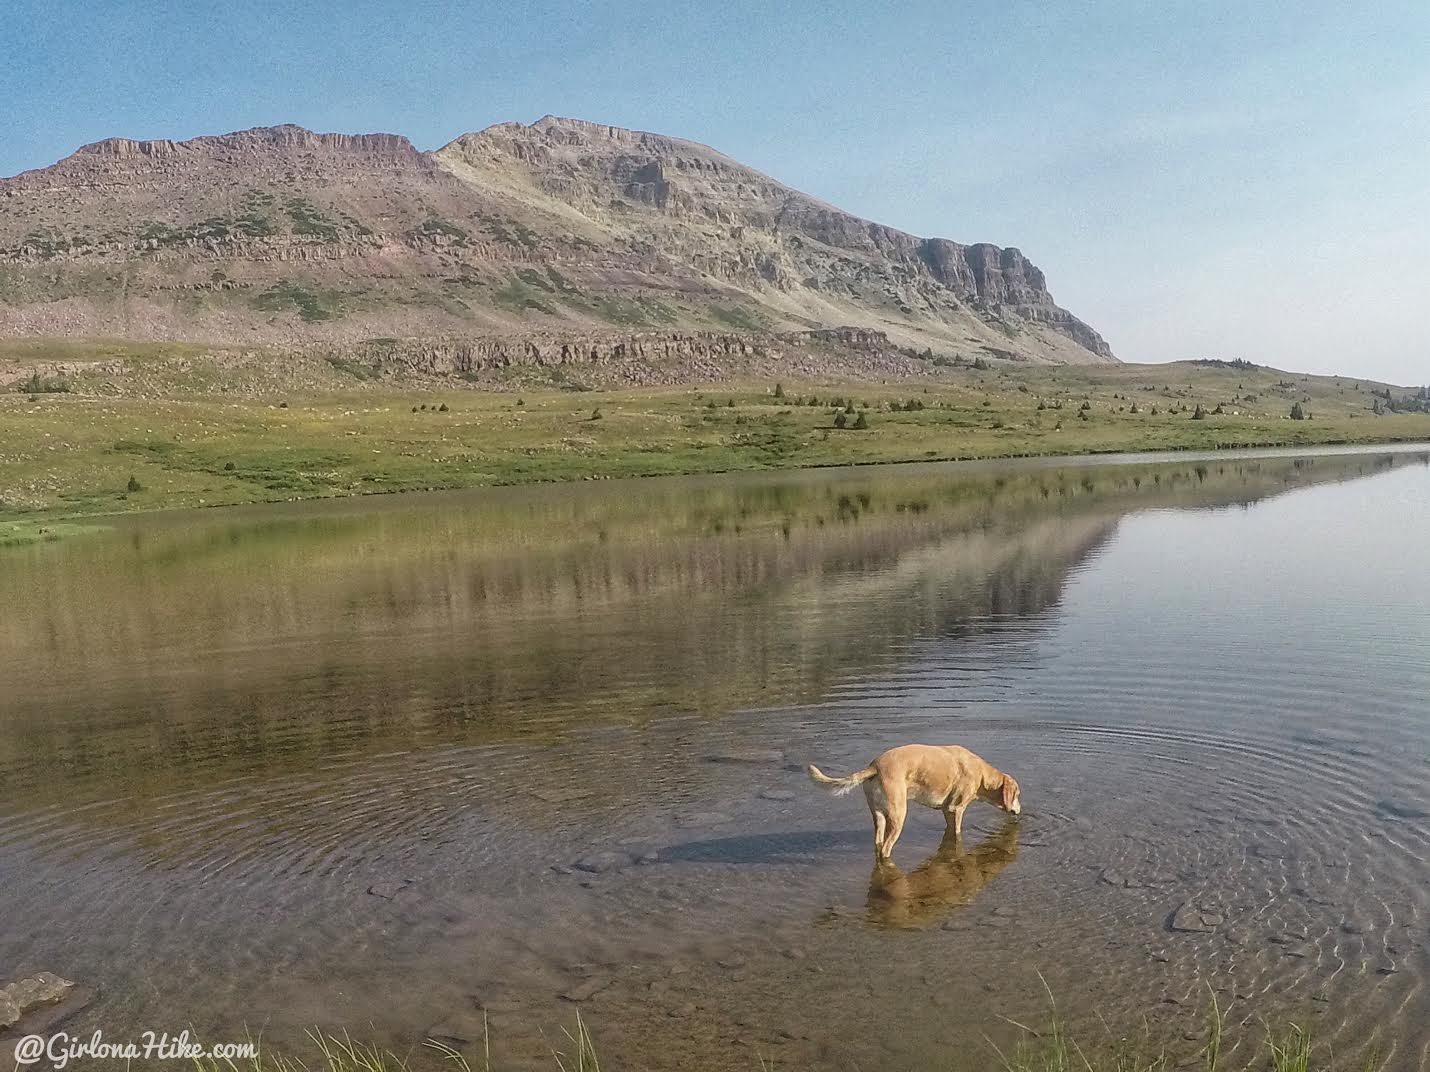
[806,763,877,796]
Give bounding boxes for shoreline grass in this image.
[3,350,1429,527]
[185,1000,1386,1072]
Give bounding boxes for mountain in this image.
[0,117,1114,366]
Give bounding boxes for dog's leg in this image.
[880,779,908,861]
[864,781,889,859]
[945,801,969,840]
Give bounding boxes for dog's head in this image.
[988,772,1021,816]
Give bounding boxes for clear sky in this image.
[3,0,1427,383]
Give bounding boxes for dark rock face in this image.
[0,116,1114,366]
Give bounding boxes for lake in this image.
[2,445,1428,1070]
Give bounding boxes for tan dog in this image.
[807,744,1022,861]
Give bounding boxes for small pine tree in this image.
[726,398,735,408]
[852,411,869,430]
[516,398,525,407]
[126,475,142,492]
[1290,402,1307,420]
[438,403,449,412]
[773,382,784,398]
[833,411,847,429]
[1191,404,1206,420]
[590,407,602,421]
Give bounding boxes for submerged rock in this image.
[758,789,796,801]
[1375,799,1428,822]
[0,972,88,1036]
[704,748,785,765]
[674,811,733,828]
[1169,902,1223,933]
[573,850,635,874]
[562,975,612,1002]
[427,1012,489,1048]
[366,879,415,900]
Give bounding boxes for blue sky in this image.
[3,0,1427,382]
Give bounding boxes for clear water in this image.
[2,446,1427,1069]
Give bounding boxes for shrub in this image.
[438,403,449,412]
[852,411,869,430]
[833,411,847,429]
[590,407,602,421]
[126,475,142,492]
[21,372,70,394]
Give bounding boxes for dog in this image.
[865,820,1020,928]
[807,744,1022,861]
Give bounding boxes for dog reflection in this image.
[865,820,1020,928]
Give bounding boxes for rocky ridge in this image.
[1,117,1115,368]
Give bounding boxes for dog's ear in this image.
[1000,775,1019,811]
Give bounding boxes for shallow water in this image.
[2,446,1428,1069]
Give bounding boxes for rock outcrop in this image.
[0,116,1114,366]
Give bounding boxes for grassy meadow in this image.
[2,339,1428,528]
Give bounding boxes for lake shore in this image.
[4,346,1429,529]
